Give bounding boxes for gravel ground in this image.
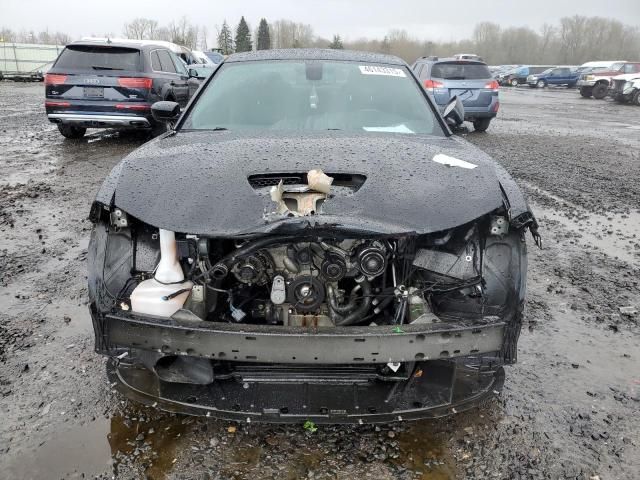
[0,83,638,480]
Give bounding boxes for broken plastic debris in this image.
[619,306,637,316]
[307,169,333,194]
[269,170,332,217]
[387,362,401,372]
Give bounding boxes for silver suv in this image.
[412,56,499,132]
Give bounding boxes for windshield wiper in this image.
[444,76,466,80]
[91,65,123,70]
[209,127,228,131]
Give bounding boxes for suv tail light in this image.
[45,74,68,85]
[118,77,153,89]
[45,101,71,107]
[115,104,151,111]
[424,79,444,90]
[484,80,499,91]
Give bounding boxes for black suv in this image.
[45,40,196,139]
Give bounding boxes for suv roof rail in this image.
[418,55,439,61]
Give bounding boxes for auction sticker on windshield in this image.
[359,65,406,77]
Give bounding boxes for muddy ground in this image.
[0,83,638,480]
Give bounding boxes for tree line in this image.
[213,14,640,65]
[1,15,638,65]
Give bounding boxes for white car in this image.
[191,50,217,66]
[609,73,640,105]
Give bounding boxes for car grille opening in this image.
[248,173,366,192]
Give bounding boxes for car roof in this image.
[580,60,627,67]
[414,56,487,65]
[74,38,185,53]
[225,48,406,66]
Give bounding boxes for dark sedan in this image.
[88,49,539,424]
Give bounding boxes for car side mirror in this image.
[151,101,181,123]
[188,68,199,78]
[443,95,465,127]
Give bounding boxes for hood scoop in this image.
[248,172,366,192]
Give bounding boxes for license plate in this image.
[84,86,104,98]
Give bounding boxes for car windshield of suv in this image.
[539,68,554,75]
[431,62,491,80]
[55,45,141,71]
[182,61,443,135]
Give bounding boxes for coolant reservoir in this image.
[130,229,193,317]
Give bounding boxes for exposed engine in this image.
[121,218,492,328]
[215,239,390,327]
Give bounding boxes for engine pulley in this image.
[231,252,270,285]
[356,245,387,277]
[288,276,325,311]
[321,253,347,281]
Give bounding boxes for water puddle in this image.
[394,421,457,479]
[3,409,191,480]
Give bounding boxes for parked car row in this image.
[488,59,640,105]
[576,61,640,100]
[45,38,220,138]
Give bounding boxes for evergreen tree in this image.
[328,34,344,49]
[234,16,252,53]
[257,18,271,50]
[217,20,234,55]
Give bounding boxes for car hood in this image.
[99,131,513,236]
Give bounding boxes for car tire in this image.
[536,80,546,88]
[473,118,491,132]
[510,78,519,87]
[57,124,86,139]
[592,83,608,99]
[579,86,592,98]
[632,90,640,106]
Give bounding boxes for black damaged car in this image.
[88,49,540,423]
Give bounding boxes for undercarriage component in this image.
[107,356,504,423]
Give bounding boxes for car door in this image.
[167,51,192,106]
[154,49,189,106]
[553,68,569,85]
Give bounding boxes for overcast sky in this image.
[2,0,639,43]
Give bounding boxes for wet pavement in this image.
[0,82,639,479]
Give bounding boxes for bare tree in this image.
[0,27,16,42]
[271,20,314,48]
